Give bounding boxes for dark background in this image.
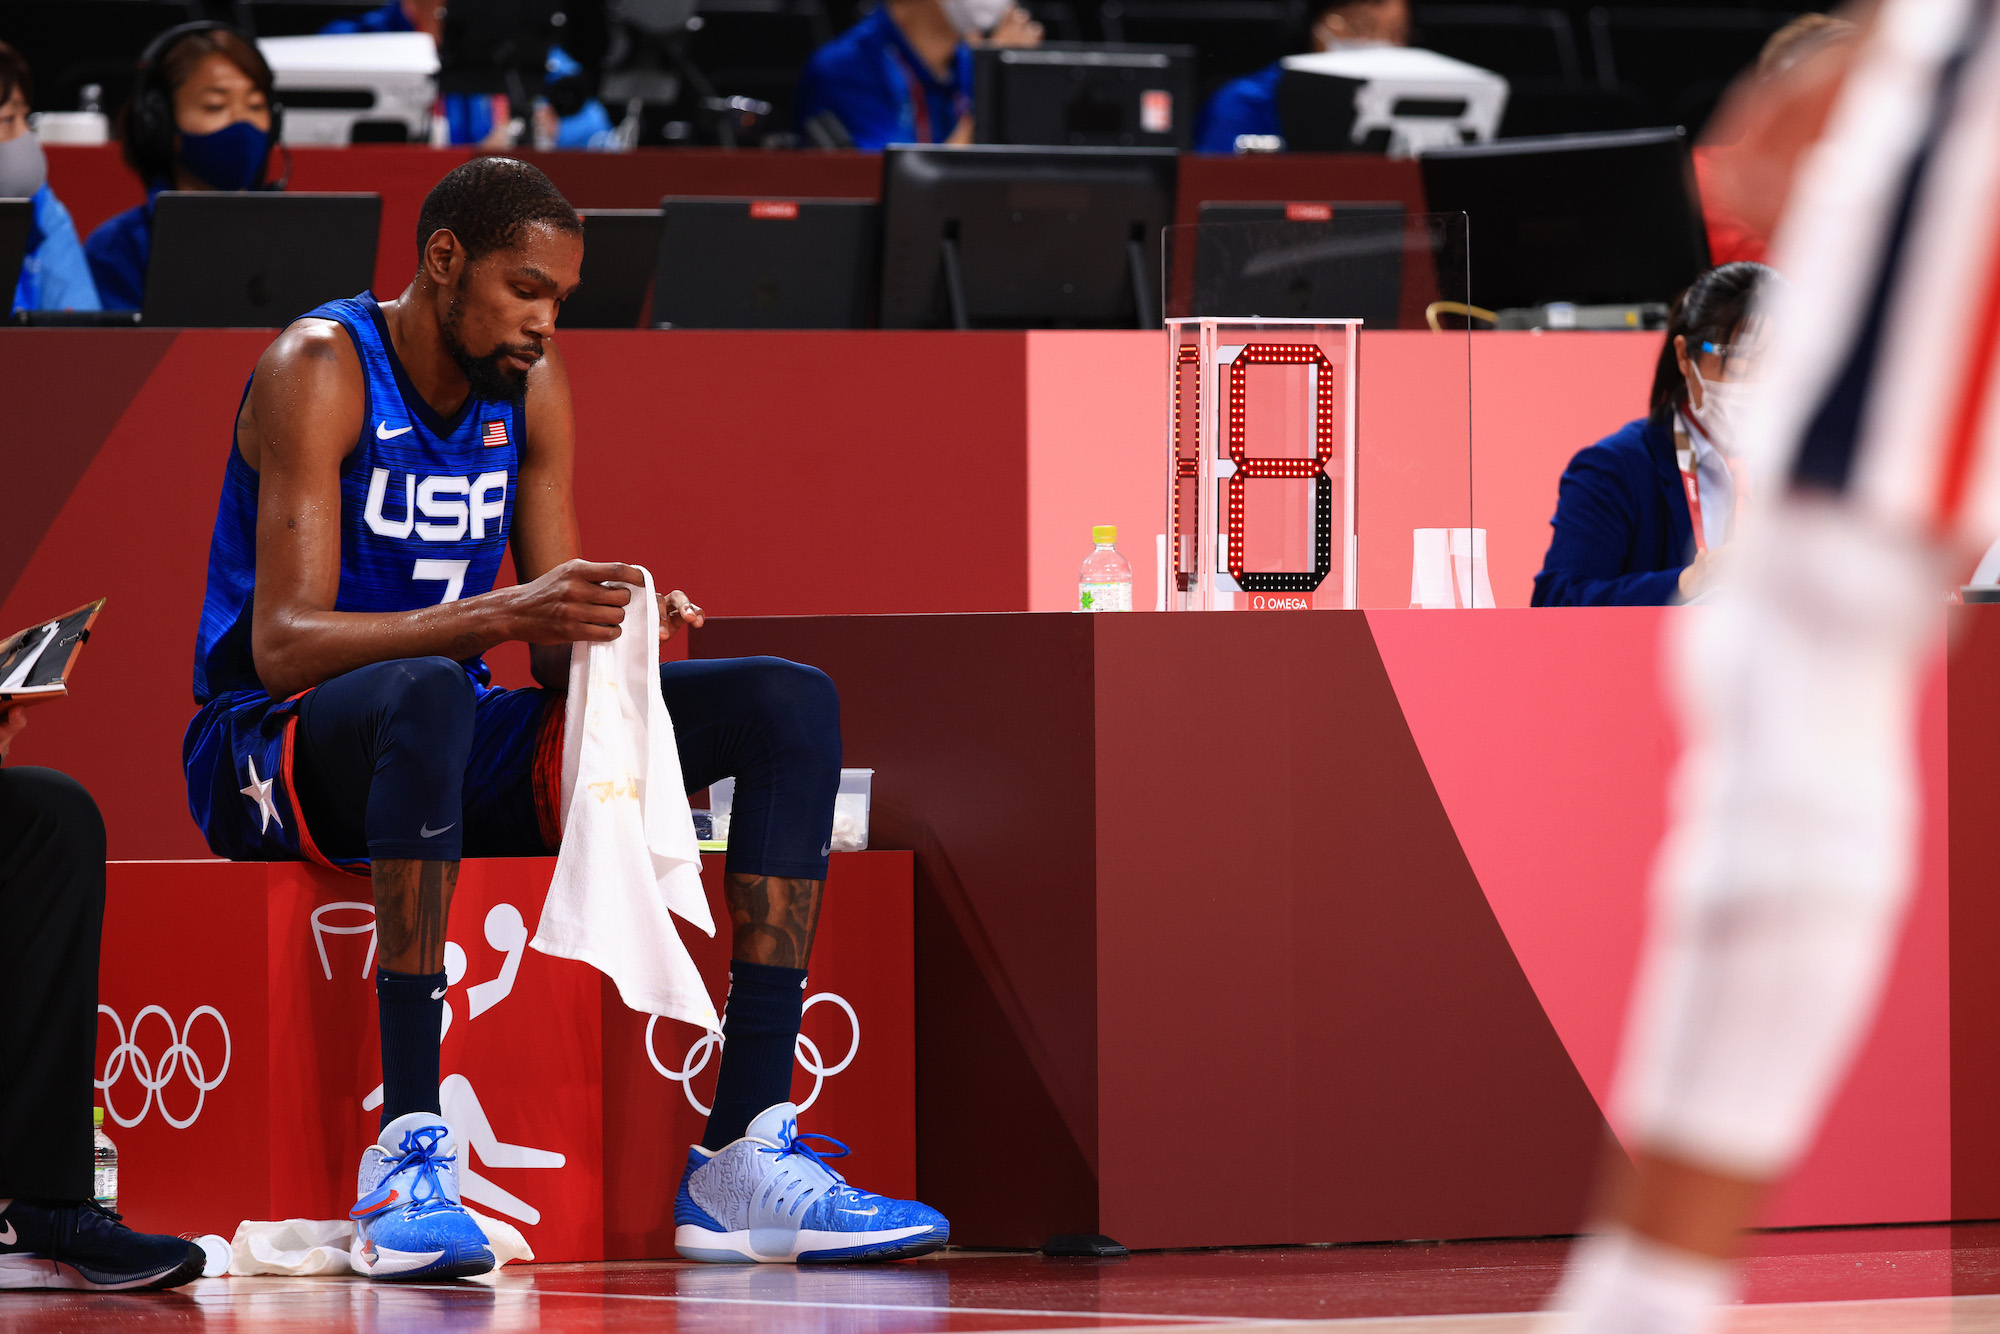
[1,0,1828,147]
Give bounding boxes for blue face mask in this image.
[176,119,270,191]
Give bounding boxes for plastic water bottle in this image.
[92,1108,117,1210]
[1078,526,1133,612]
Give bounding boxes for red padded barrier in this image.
[95,851,914,1260]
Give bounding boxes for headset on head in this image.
[127,20,286,190]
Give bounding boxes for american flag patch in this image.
[482,418,509,448]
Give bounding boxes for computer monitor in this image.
[1190,202,1406,327]
[257,32,439,145]
[878,144,1178,330]
[142,193,381,328]
[1417,127,1709,311]
[1278,46,1507,156]
[972,43,1197,150]
[0,199,30,307]
[564,209,667,329]
[654,198,878,330]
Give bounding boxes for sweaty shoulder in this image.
[240,317,365,473]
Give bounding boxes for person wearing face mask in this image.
[0,44,100,314]
[83,23,280,312]
[1531,262,1774,607]
[795,0,1043,150]
[1192,0,1409,154]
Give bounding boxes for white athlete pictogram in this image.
[645,992,859,1116]
[96,1004,232,1130]
[466,904,528,1019]
[439,1074,565,1226]
[376,421,414,439]
[239,755,282,833]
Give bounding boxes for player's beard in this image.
[441,293,536,404]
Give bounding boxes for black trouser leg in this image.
[0,767,106,1200]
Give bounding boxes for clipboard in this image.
[0,599,107,706]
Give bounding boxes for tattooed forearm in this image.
[374,858,460,974]
[725,873,824,969]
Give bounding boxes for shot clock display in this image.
[1165,318,1359,611]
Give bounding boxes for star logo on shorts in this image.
[240,756,283,834]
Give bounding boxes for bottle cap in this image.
[93,1107,104,1127]
[1093,525,1117,544]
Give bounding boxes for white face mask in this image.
[0,129,47,199]
[1691,366,1753,454]
[940,0,1012,36]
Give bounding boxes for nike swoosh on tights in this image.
[0,1220,15,1245]
[377,421,414,440]
[430,987,447,1001]
[420,822,455,838]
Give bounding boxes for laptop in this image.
[655,197,879,330]
[142,192,381,328]
[0,197,32,310]
[0,599,106,706]
[564,209,668,329]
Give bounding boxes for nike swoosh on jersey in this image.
[420,822,455,838]
[377,421,414,440]
[0,1220,16,1245]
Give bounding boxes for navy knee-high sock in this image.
[377,968,446,1129]
[703,960,807,1150]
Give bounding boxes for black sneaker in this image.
[0,1199,204,1291]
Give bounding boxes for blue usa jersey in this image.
[184,292,525,865]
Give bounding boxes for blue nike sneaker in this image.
[348,1112,495,1280]
[674,1102,948,1263]
[0,1198,204,1291]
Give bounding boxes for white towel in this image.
[226,1209,533,1276]
[529,565,719,1032]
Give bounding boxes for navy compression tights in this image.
[290,655,841,879]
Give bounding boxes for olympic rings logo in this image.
[96,1005,232,1130]
[645,993,859,1116]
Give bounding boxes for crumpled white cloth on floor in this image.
[225,1208,533,1276]
[530,564,719,1032]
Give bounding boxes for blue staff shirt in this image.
[12,184,101,312]
[797,7,974,149]
[84,193,156,312]
[1194,63,1282,153]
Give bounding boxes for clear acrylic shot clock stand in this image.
[1165,318,1359,611]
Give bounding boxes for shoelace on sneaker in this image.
[753,1125,856,1219]
[384,1125,461,1218]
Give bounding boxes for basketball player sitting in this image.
[182,158,944,1278]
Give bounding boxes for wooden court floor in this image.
[10,1224,2000,1331]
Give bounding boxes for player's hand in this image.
[985,6,1044,45]
[1678,547,1728,602]
[506,559,644,644]
[0,705,25,759]
[660,589,705,641]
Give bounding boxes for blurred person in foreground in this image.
[0,43,100,313]
[796,0,1044,148]
[1542,1,1998,1328]
[1532,263,1775,607]
[1694,13,1861,265]
[0,706,204,1291]
[84,23,278,311]
[1193,0,1410,153]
